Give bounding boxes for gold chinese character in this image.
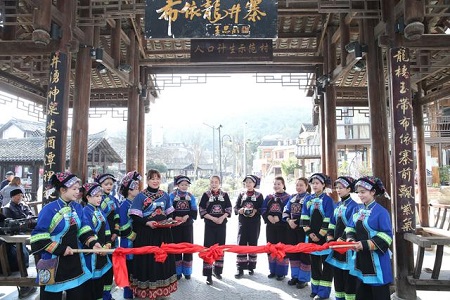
[399,81,408,94]
[398,149,413,166]
[401,217,414,232]
[194,45,204,53]
[248,42,257,53]
[51,69,60,84]
[396,97,411,114]
[50,54,61,69]
[46,119,58,133]
[43,170,55,183]
[180,1,201,20]
[393,48,409,63]
[244,0,266,22]
[398,184,413,198]
[399,133,412,145]
[398,167,413,181]
[45,152,56,169]
[47,86,60,102]
[47,101,59,116]
[394,65,409,78]
[401,202,414,216]
[259,42,269,52]
[223,4,242,24]
[399,116,410,130]
[238,43,247,54]
[46,136,56,149]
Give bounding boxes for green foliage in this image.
[190,178,210,199]
[439,165,450,185]
[281,157,298,177]
[146,160,168,173]
[338,161,349,176]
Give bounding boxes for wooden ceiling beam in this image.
[147,65,317,74]
[419,85,450,105]
[0,70,46,94]
[0,40,60,56]
[141,56,323,66]
[51,4,85,44]
[0,81,46,106]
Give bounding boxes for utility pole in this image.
[218,124,222,179]
[243,122,247,176]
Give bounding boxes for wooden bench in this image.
[404,203,450,291]
[0,234,38,287]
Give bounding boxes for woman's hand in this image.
[354,241,364,251]
[287,219,297,229]
[267,215,274,224]
[111,233,117,242]
[63,246,73,256]
[146,221,157,228]
[309,233,320,242]
[93,242,106,256]
[273,216,280,223]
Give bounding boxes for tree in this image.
[146,160,168,173]
[281,157,298,177]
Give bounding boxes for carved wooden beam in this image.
[419,85,450,105]
[0,81,46,106]
[0,40,60,56]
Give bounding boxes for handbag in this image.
[36,257,58,285]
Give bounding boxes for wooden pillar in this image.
[57,0,76,172]
[319,97,326,174]
[126,34,139,171]
[111,19,122,67]
[324,85,337,184]
[32,0,52,46]
[138,66,146,178]
[413,84,429,227]
[70,0,93,183]
[325,30,338,199]
[340,13,350,67]
[363,17,391,210]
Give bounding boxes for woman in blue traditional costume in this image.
[300,173,335,300]
[129,169,177,299]
[31,172,103,300]
[199,175,232,285]
[118,170,141,299]
[326,176,359,300]
[345,176,393,300]
[233,174,264,279]
[261,176,290,281]
[95,173,120,300]
[283,177,311,289]
[81,182,113,300]
[169,175,197,280]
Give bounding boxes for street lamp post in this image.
[243,122,247,176]
[203,123,216,174]
[218,124,222,178]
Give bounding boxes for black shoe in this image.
[276,275,285,281]
[184,275,191,280]
[18,286,37,298]
[287,278,298,285]
[296,281,307,289]
[268,273,276,278]
[310,293,317,298]
[314,297,329,300]
[235,269,244,279]
[248,269,254,275]
[213,271,222,280]
[176,274,182,280]
[206,275,213,285]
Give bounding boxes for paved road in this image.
[1,209,449,299]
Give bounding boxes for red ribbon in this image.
[112,241,355,287]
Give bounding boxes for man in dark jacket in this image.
[0,171,14,204]
[1,188,37,298]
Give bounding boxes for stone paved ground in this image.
[1,215,449,299]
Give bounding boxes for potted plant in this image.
[439,165,450,186]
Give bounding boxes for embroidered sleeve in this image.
[370,208,393,253]
[234,193,243,215]
[189,194,198,220]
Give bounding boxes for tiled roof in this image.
[0,118,45,137]
[0,135,122,163]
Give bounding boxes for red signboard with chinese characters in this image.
[190,39,273,62]
[389,47,415,233]
[43,52,67,194]
[145,0,278,38]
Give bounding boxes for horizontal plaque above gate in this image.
[190,39,273,62]
[145,0,278,38]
